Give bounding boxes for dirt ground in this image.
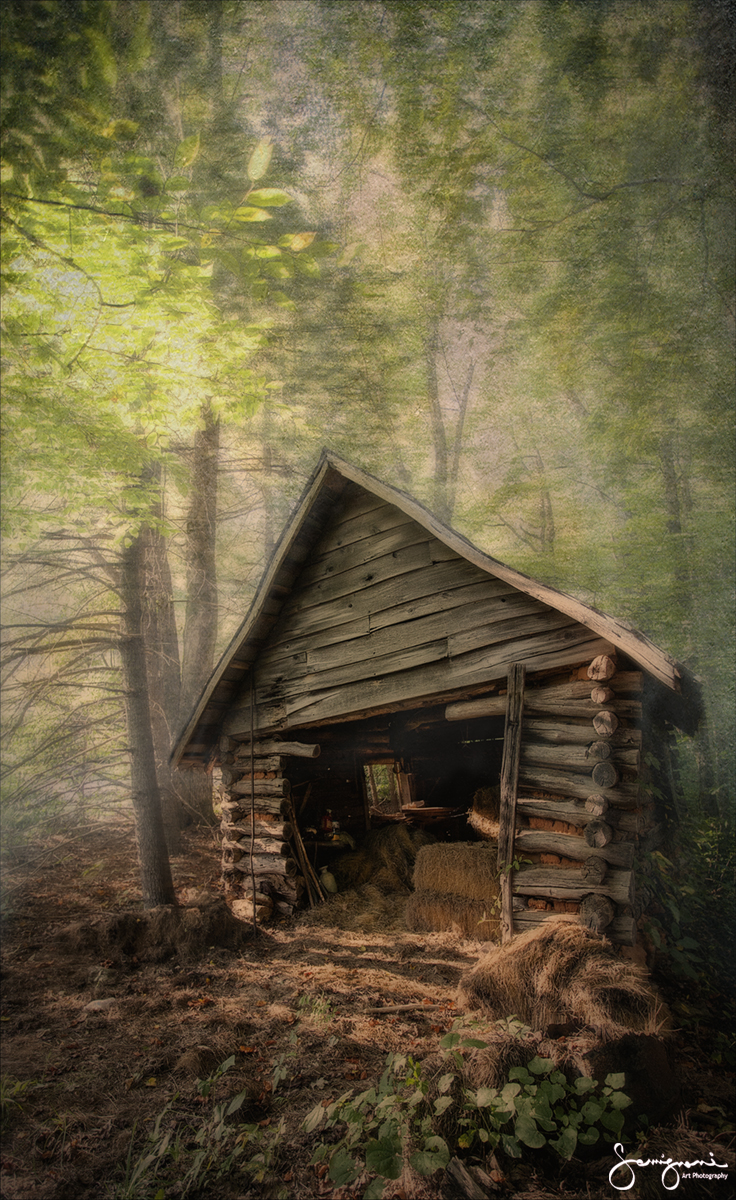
[1,822,733,1200]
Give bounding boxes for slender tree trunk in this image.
[425,324,451,523]
[139,503,185,853]
[177,401,219,826]
[119,532,176,907]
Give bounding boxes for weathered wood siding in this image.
[223,484,615,737]
[512,658,644,945]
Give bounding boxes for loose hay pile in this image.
[58,900,252,964]
[331,823,436,894]
[300,882,408,933]
[405,841,502,941]
[303,824,437,932]
[468,785,501,841]
[457,917,665,1035]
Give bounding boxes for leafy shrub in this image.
[303,1024,634,1196]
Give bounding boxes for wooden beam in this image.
[498,663,525,943]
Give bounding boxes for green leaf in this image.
[580,1099,604,1124]
[527,1056,556,1075]
[433,1095,454,1116]
[574,1076,596,1094]
[247,140,273,182]
[363,1178,387,1200]
[502,1133,522,1158]
[234,207,272,223]
[578,1126,600,1145]
[281,231,316,250]
[328,1147,360,1186]
[600,1109,625,1134]
[515,1115,546,1149]
[437,1073,455,1094]
[604,1073,626,1090]
[365,1134,402,1180]
[174,133,200,169]
[247,188,292,207]
[409,1136,450,1177]
[551,1125,579,1160]
[302,1102,326,1133]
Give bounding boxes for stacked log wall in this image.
[514,654,645,944]
[448,653,651,945]
[219,735,320,921]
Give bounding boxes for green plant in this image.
[115,1056,286,1200]
[296,992,335,1025]
[0,1074,37,1129]
[639,819,736,1066]
[303,1023,635,1195]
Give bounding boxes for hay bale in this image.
[405,889,500,940]
[413,842,501,905]
[457,917,665,1035]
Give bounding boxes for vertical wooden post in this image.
[497,663,525,943]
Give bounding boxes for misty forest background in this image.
[1,1,734,991]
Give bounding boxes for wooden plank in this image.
[513,828,635,868]
[258,589,542,679]
[521,742,640,773]
[260,635,616,733]
[230,777,291,798]
[230,739,320,759]
[221,755,286,774]
[513,866,634,905]
[516,797,642,832]
[279,541,437,614]
[261,610,578,704]
[298,518,428,584]
[498,664,525,943]
[264,576,519,664]
[274,558,503,640]
[258,593,557,688]
[517,765,639,806]
[512,910,637,946]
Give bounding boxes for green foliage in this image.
[115,1056,286,1200]
[0,1074,38,1129]
[640,819,736,1065]
[303,1023,635,1190]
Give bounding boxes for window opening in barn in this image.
[363,762,400,814]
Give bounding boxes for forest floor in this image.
[0,822,733,1200]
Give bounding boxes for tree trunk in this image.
[425,323,451,523]
[119,532,176,908]
[138,501,185,854]
[177,401,220,826]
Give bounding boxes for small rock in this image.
[83,998,118,1013]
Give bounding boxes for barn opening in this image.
[282,707,505,852]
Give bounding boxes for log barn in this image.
[172,452,700,946]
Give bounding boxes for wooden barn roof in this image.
[172,452,700,767]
